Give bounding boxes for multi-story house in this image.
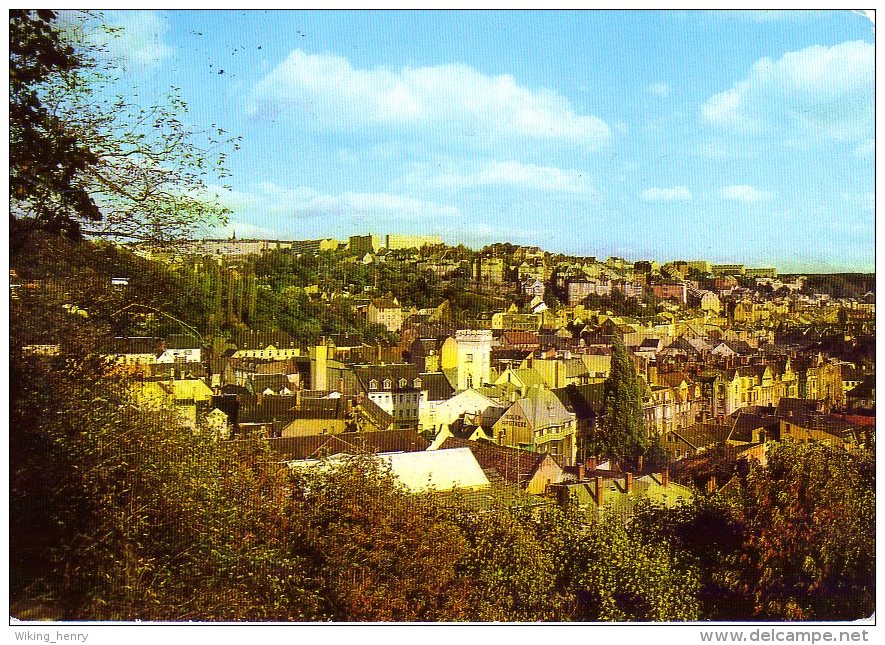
[231,331,301,360]
[353,363,424,429]
[367,296,403,332]
[643,375,703,437]
[650,282,687,304]
[475,257,505,286]
[101,336,163,366]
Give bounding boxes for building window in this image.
[399,378,407,388]
[369,379,378,390]
[384,379,392,390]
[465,353,474,363]
[414,378,422,388]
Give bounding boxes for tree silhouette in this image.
[598,335,648,463]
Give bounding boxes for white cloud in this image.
[641,186,692,202]
[249,50,610,145]
[853,138,875,159]
[433,161,595,194]
[98,11,174,69]
[646,82,672,97]
[208,182,460,224]
[701,40,873,140]
[843,191,874,212]
[720,184,772,204]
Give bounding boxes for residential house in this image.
[156,334,203,364]
[281,395,394,437]
[353,363,424,429]
[436,436,565,495]
[552,469,693,521]
[492,386,578,466]
[231,331,300,360]
[101,336,163,366]
[260,428,430,461]
[845,375,875,412]
[650,282,687,304]
[419,385,495,435]
[368,296,403,332]
[134,378,214,428]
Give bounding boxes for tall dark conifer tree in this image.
[599,335,648,464]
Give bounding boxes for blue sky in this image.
[92,9,874,272]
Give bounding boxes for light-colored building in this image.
[455,329,493,391]
[348,234,383,254]
[492,386,578,466]
[385,234,443,250]
[367,297,403,332]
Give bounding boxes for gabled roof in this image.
[638,337,662,350]
[669,423,732,451]
[727,408,779,443]
[419,371,456,401]
[553,382,606,419]
[250,373,292,394]
[383,448,490,492]
[261,429,430,460]
[353,363,421,391]
[438,436,559,490]
[100,336,162,355]
[775,397,819,418]
[497,367,545,389]
[846,375,875,399]
[238,395,299,424]
[500,330,540,347]
[514,387,575,428]
[232,331,298,351]
[655,371,692,388]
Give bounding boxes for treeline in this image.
[796,274,875,300]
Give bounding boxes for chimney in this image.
[662,467,669,487]
[594,476,604,508]
[625,472,633,494]
[578,463,585,481]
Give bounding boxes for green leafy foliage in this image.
[10,10,235,250]
[10,10,100,243]
[736,443,875,620]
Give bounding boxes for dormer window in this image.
[399,378,407,388]
[369,379,378,390]
[414,378,422,388]
[384,379,392,390]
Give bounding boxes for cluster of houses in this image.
[96,295,873,519]
[20,239,873,520]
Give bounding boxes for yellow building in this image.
[384,234,443,250]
